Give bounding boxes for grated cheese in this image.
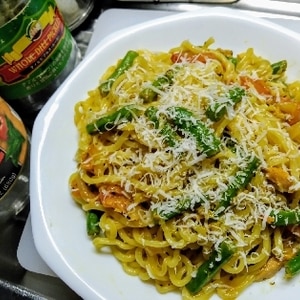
[85,48,300,272]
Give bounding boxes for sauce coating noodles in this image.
[70,38,300,299]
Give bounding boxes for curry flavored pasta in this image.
[69,38,300,299]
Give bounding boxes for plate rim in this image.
[30,6,300,300]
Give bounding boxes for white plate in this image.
[30,7,300,300]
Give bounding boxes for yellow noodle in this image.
[69,38,300,299]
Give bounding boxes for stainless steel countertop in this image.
[1,0,300,299]
[105,0,300,19]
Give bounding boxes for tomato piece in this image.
[240,76,271,96]
[0,115,8,141]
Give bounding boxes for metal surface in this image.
[116,0,238,3]
[109,0,300,18]
[1,0,300,299]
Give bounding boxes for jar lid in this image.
[56,0,94,31]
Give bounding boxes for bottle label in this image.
[0,98,28,199]
[0,0,73,99]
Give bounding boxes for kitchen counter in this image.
[1,0,300,299]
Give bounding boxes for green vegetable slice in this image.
[86,210,102,236]
[216,156,260,215]
[166,106,221,157]
[205,87,245,122]
[99,50,139,96]
[285,248,300,278]
[140,69,175,103]
[271,60,287,75]
[268,209,300,226]
[86,105,139,134]
[186,241,235,294]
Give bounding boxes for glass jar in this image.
[0,0,82,129]
[55,0,94,31]
[0,97,30,223]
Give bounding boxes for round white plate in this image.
[30,7,300,300]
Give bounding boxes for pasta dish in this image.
[69,38,300,299]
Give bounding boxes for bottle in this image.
[55,0,94,31]
[0,97,30,223]
[0,0,81,129]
